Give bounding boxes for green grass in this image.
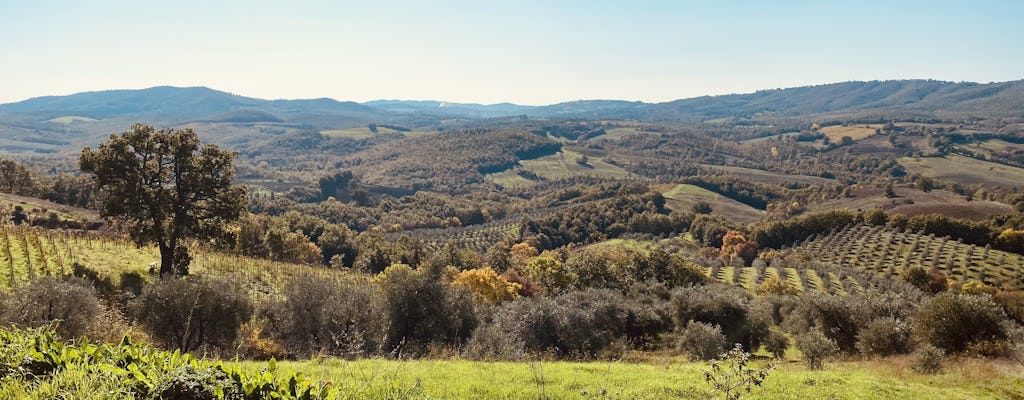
[899,154,1024,188]
[230,357,1024,399]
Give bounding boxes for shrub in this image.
[914,292,1009,354]
[466,289,654,359]
[377,264,477,355]
[755,277,799,297]
[132,276,253,352]
[855,317,910,356]
[703,344,776,400]
[762,330,789,359]
[911,344,944,374]
[0,277,102,339]
[260,273,385,357]
[154,365,241,400]
[785,293,858,353]
[678,321,727,361]
[670,284,768,351]
[795,329,837,370]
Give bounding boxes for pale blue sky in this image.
[1,0,1021,105]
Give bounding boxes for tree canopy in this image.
[80,124,246,276]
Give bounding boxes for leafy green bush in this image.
[678,321,726,361]
[261,273,386,357]
[0,326,332,399]
[795,329,837,370]
[132,276,253,352]
[914,293,1009,354]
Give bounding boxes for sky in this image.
[1,0,1022,105]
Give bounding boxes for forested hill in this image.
[2,80,1022,123]
[641,80,1024,121]
[0,86,377,120]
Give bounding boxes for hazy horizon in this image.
[2,1,1022,105]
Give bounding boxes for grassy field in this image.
[899,155,1024,188]
[819,125,880,142]
[487,150,630,188]
[232,357,1024,399]
[660,183,765,224]
[602,127,660,141]
[698,164,834,186]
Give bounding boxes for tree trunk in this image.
[159,242,175,277]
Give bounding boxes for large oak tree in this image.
[80,124,246,276]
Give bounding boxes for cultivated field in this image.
[808,187,1014,221]
[780,224,1024,291]
[0,226,348,295]
[899,155,1024,188]
[819,125,880,142]
[699,164,834,186]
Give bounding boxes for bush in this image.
[678,321,726,361]
[260,273,385,357]
[795,329,837,370]
[378,264,477,355]
[670,284,768,351]
[913,292,1009,354]
[755,277,799,297]
[762,330,789,359]
[856,317,911,357]
[911,344,944,374]
[132,276,253,352]
[154,365,241,400]
[465,288,655,360]
[0,277,102,339]
[785,293,858,353]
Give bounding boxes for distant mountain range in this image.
[0,79,1021,155]
[2,79,1022,124]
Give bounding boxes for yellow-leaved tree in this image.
[452,267,522,305]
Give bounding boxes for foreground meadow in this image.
[234,356,1024,399]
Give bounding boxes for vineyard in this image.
[0,225,351,295]
[397,221,521,253]
[778,224,1024,291]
